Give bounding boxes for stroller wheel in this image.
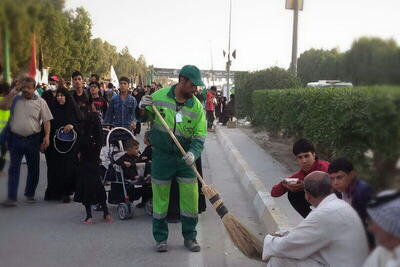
[117,203,133,220]
[145,199,153,216]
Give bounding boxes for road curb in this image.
[215,126,292,233]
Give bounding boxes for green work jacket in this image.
[145,86,207,159]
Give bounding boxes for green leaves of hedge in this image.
[252,86,400,189]
[234,67,301,119]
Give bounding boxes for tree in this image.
[0,1,150,81]
[36,2,71,77]
[345,37,400,85]
[297,48,346,85]
[115,46,135,79]
[65,7,93,76]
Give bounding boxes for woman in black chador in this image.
[44,88,79,202]
[73,96,112,224]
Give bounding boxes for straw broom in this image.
[152,105,263,260]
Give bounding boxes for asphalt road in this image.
[0,131,265,267]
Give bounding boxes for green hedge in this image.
[252,86,400,189]
[235,67,301,119]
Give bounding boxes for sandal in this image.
[84,218,93,225]
[104,214,113,223]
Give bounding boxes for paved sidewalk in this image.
[215,127,302,229]
[0,129,264,267]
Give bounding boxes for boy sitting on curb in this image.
[328,157,375,248]
[271,139,330,218]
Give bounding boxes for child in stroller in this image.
[100,126,152,219]
[115,139,142,182]
[114,138,151,185]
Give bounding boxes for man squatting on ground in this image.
[263,171,369,267]
[139,65,207,253]
[363,190,400,267]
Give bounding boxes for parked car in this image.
[307,80,353,88]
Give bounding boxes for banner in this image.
[28,32,37,79]
[110,65,118,87]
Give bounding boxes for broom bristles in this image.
[201,184,263,260]
[222,213,263,260]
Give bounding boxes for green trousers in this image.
[152,150,199,242]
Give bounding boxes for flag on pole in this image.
[38,43,44,77]
[232,49,236,59]
[110,65,118,87]
[2,27,11,85]
[28,32,37,79]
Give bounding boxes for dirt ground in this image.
[239,126,298,174]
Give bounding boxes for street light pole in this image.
[226,0,232,101]
[209,40,215,86]
[290,0,299,75]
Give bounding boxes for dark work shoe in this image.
[155,241,168,252]
[184,239,201,252]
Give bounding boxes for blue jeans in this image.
[7,132,41,201]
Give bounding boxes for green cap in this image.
[179,65,205,86]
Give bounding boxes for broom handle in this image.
[151,105,207,187]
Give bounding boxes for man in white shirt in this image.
[363,190,400,267]
[262,171,369,267]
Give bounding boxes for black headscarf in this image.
[52,88,79,130]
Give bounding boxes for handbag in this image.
[54,127,77,154]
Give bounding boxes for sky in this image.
[65,0,400,72]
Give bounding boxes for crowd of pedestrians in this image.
[0,73,160,213]
[197,85,236,132]
[0,65,213,253]
[0,69,399,265]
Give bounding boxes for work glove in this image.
[182,152,195,166]
[139,95,153,109]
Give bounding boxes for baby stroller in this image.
[100,125,152,220]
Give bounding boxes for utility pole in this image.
[226,0,232,101]
[209,40,215,86]
[290,0,299,75]
[288,0,302,75]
